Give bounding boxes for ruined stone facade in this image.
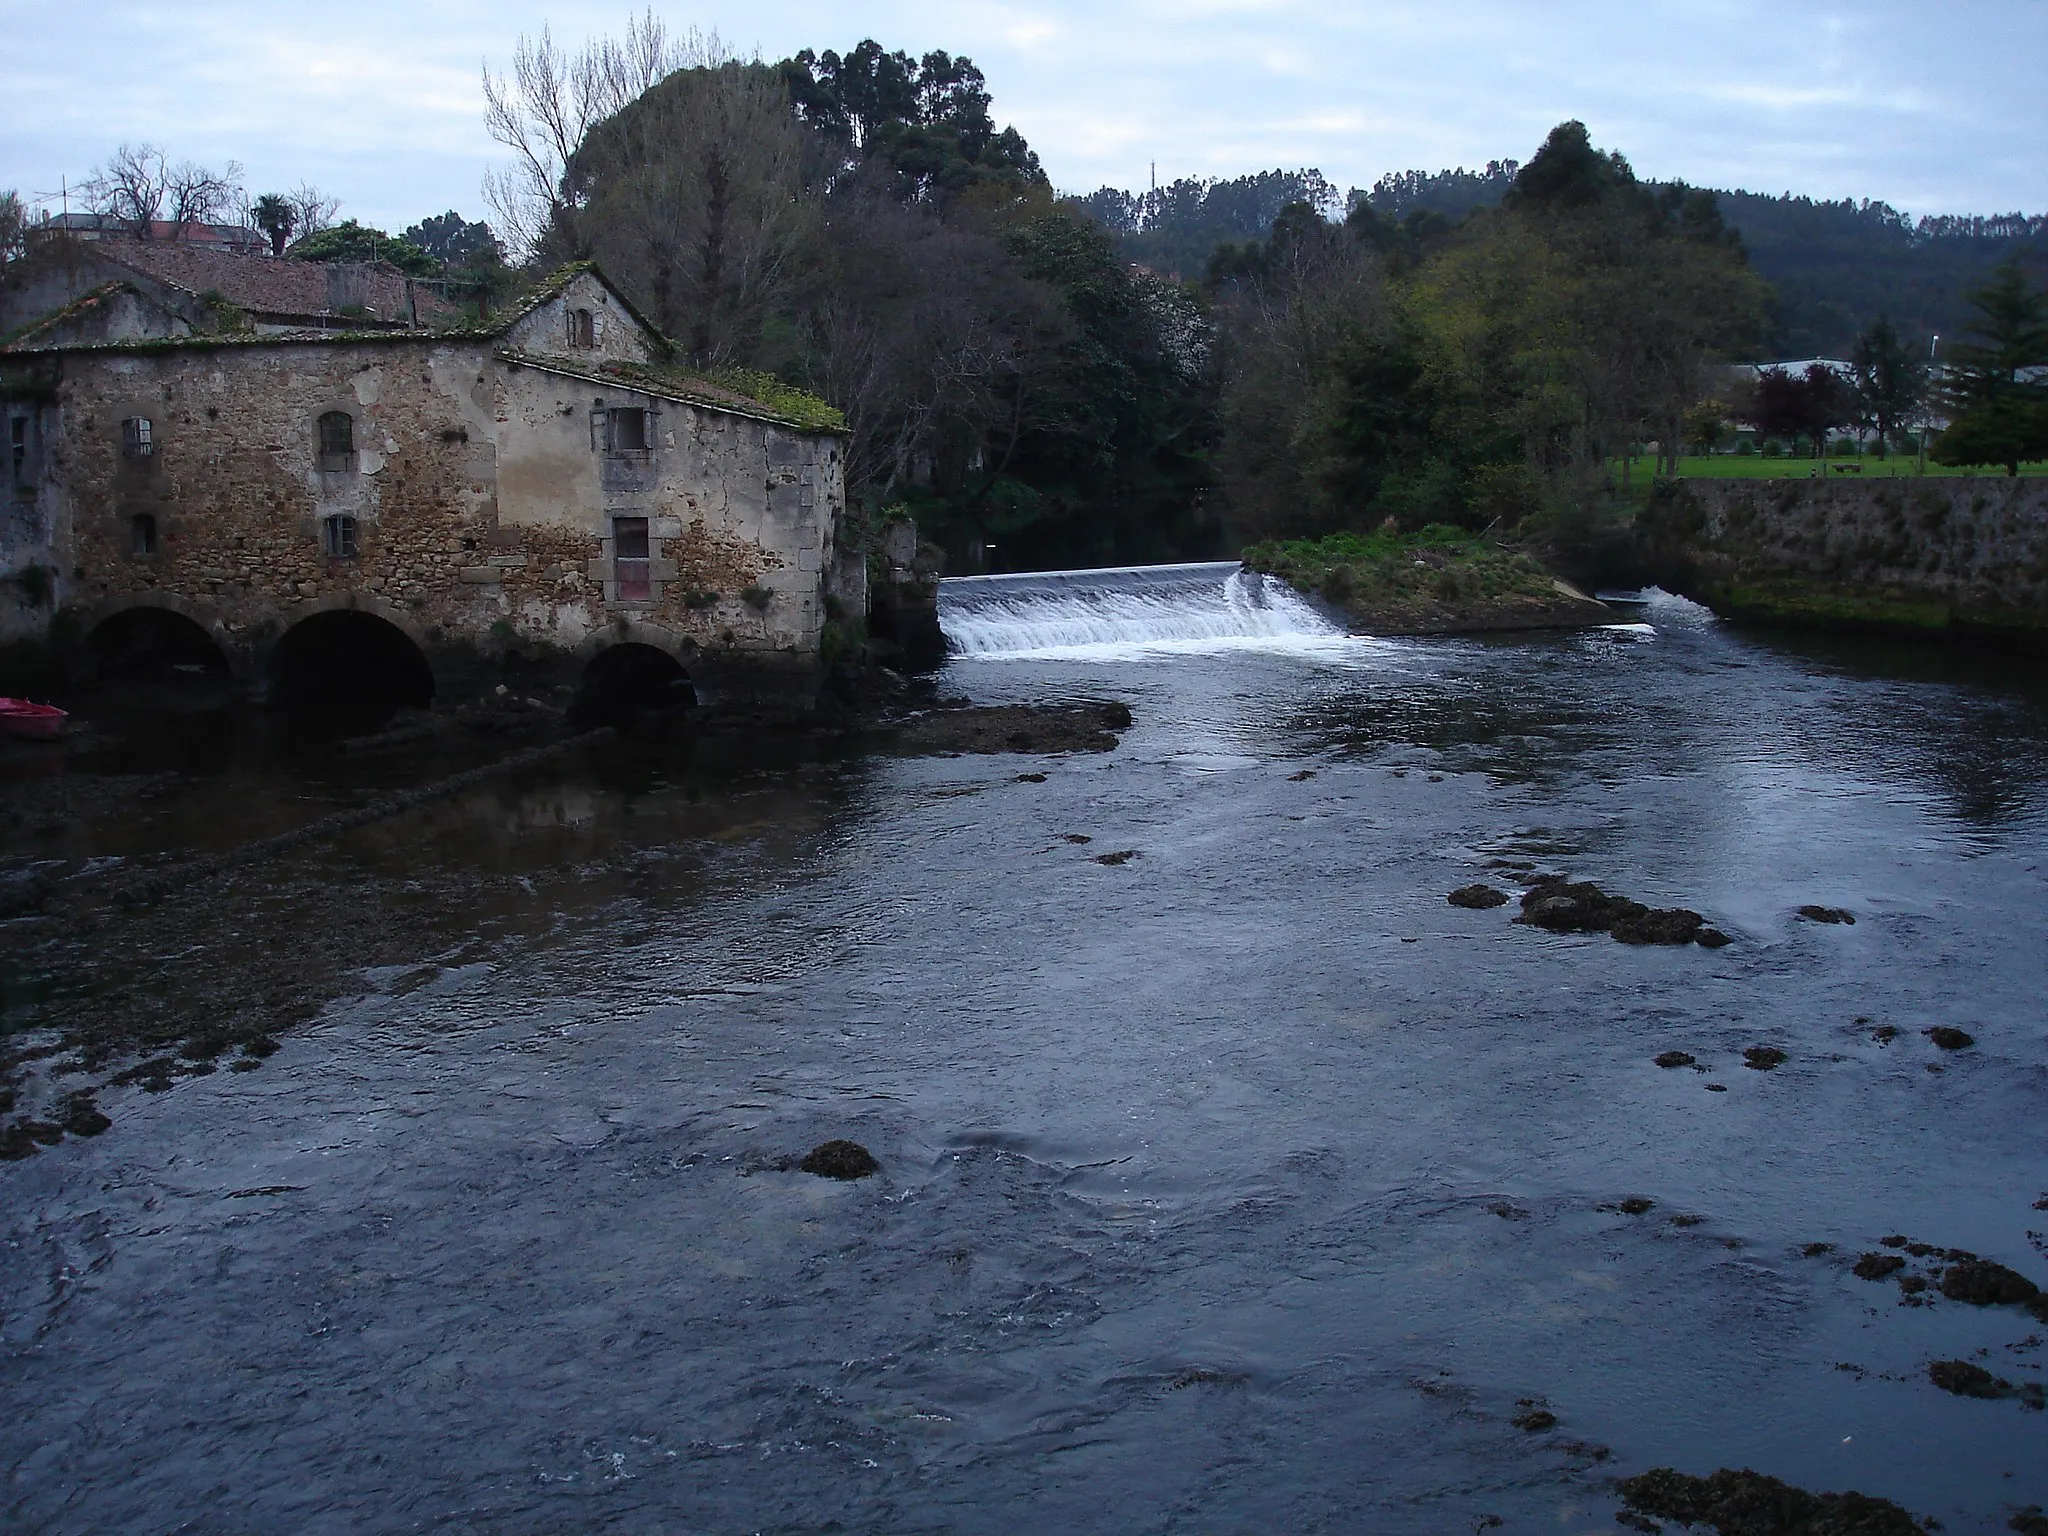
[2,266,859,703]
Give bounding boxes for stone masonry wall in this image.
[34,334,846,695]
[1646,476,2048,640]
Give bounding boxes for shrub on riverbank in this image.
[1241,524,1573,617]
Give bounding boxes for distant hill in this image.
[1065,168,2048,361]
[1714,193,2048,357]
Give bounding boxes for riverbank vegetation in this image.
[1242,525,1609,633]
[1212,123,1767,563]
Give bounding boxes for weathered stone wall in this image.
[2,384,60,646]
[1645,476,2048,643]
[16,323,846,697]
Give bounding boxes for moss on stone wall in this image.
[1646,477,2048,647]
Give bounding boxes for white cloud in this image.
[0,0,2041,231]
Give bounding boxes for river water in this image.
[3,566,2046,1533]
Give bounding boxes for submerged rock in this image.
[885,702,1129,756]
[1940,1258,2039,1306]
[1797,904,1857,925]
[1853,1253,1907,1281]
[1743,1047,1787,1071]
[58,1092,111,1138]
[1510,1407,1557,1432]
[1617,1466,1924,1535]
[799,1140,879,1180]
[1512,877,1722,948]
[1925,1026,1975,1051]
[1928,1359,2046,1408]
[1654,1051,1698,1069]
[1447,884,1509,909]
[1092,849,1140,866]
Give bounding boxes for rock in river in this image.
[799,1140,879,1180]
[1447,884,1509,909]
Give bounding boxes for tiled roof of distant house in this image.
[77,239,463,329]
[35,213,267,251]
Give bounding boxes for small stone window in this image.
[612,516,651,602]
[130,513,158,556]
[317,411,355,472]
[121,416,154,459]
[322,514,360,558]
[607,407,649,453]
[570,308,596,349]
[8,415,28,484]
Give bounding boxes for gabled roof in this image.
[0,281,146,349]
[36,214,265,251]
[66,238,460,328]
[0,262,846,434]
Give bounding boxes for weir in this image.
[937,560,1341,658]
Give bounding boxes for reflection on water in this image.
[4,581,2048,1532]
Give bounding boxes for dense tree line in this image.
[1210,123,1768,548]
[483,17,1218,569]
[1074,164,2048,362]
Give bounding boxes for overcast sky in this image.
[3,1,2043,236]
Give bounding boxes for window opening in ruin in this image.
[322,514,360,559]
[612,516,651,601]
[121,416,154,459]
[607,408,649,453]
[317,411,355,471]
[9,416,27,483]
[130,513,158,556]
[571,308,596,348]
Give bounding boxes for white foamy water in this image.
[939,561,1348,660]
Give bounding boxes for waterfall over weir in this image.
[938,560,1344,659]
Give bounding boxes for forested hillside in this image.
[1069,170,2048,359]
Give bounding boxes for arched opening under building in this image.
[570,643,694,730]
[89,606,231,681]
[267,610,434,725]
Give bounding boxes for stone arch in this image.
[86,602,234,680]
[570,640,695,729]
[274,590,436,655]
[573,616,697,667]
[267,607,434,718]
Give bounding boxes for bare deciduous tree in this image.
[287,184,340,242]
[82,144,242,237]
[483,11,725,260]
[0,191,26,262]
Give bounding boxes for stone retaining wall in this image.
[1643,476,2048,643]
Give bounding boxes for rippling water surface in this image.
[4,574,2047,1534]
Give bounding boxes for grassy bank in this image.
[1242,526,1611,634]
[1616,455,2048,481]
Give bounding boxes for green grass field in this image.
[1616,455,2048,480]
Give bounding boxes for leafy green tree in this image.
[562,60,818,365]
[403,211,499,266]
[289,220,439,275]
[779,43,1042,204]
[1931,261,2048,476]
[1847,315,1925,455]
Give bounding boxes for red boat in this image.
[0,698,67,739]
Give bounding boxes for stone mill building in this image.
[1,261,859,712]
